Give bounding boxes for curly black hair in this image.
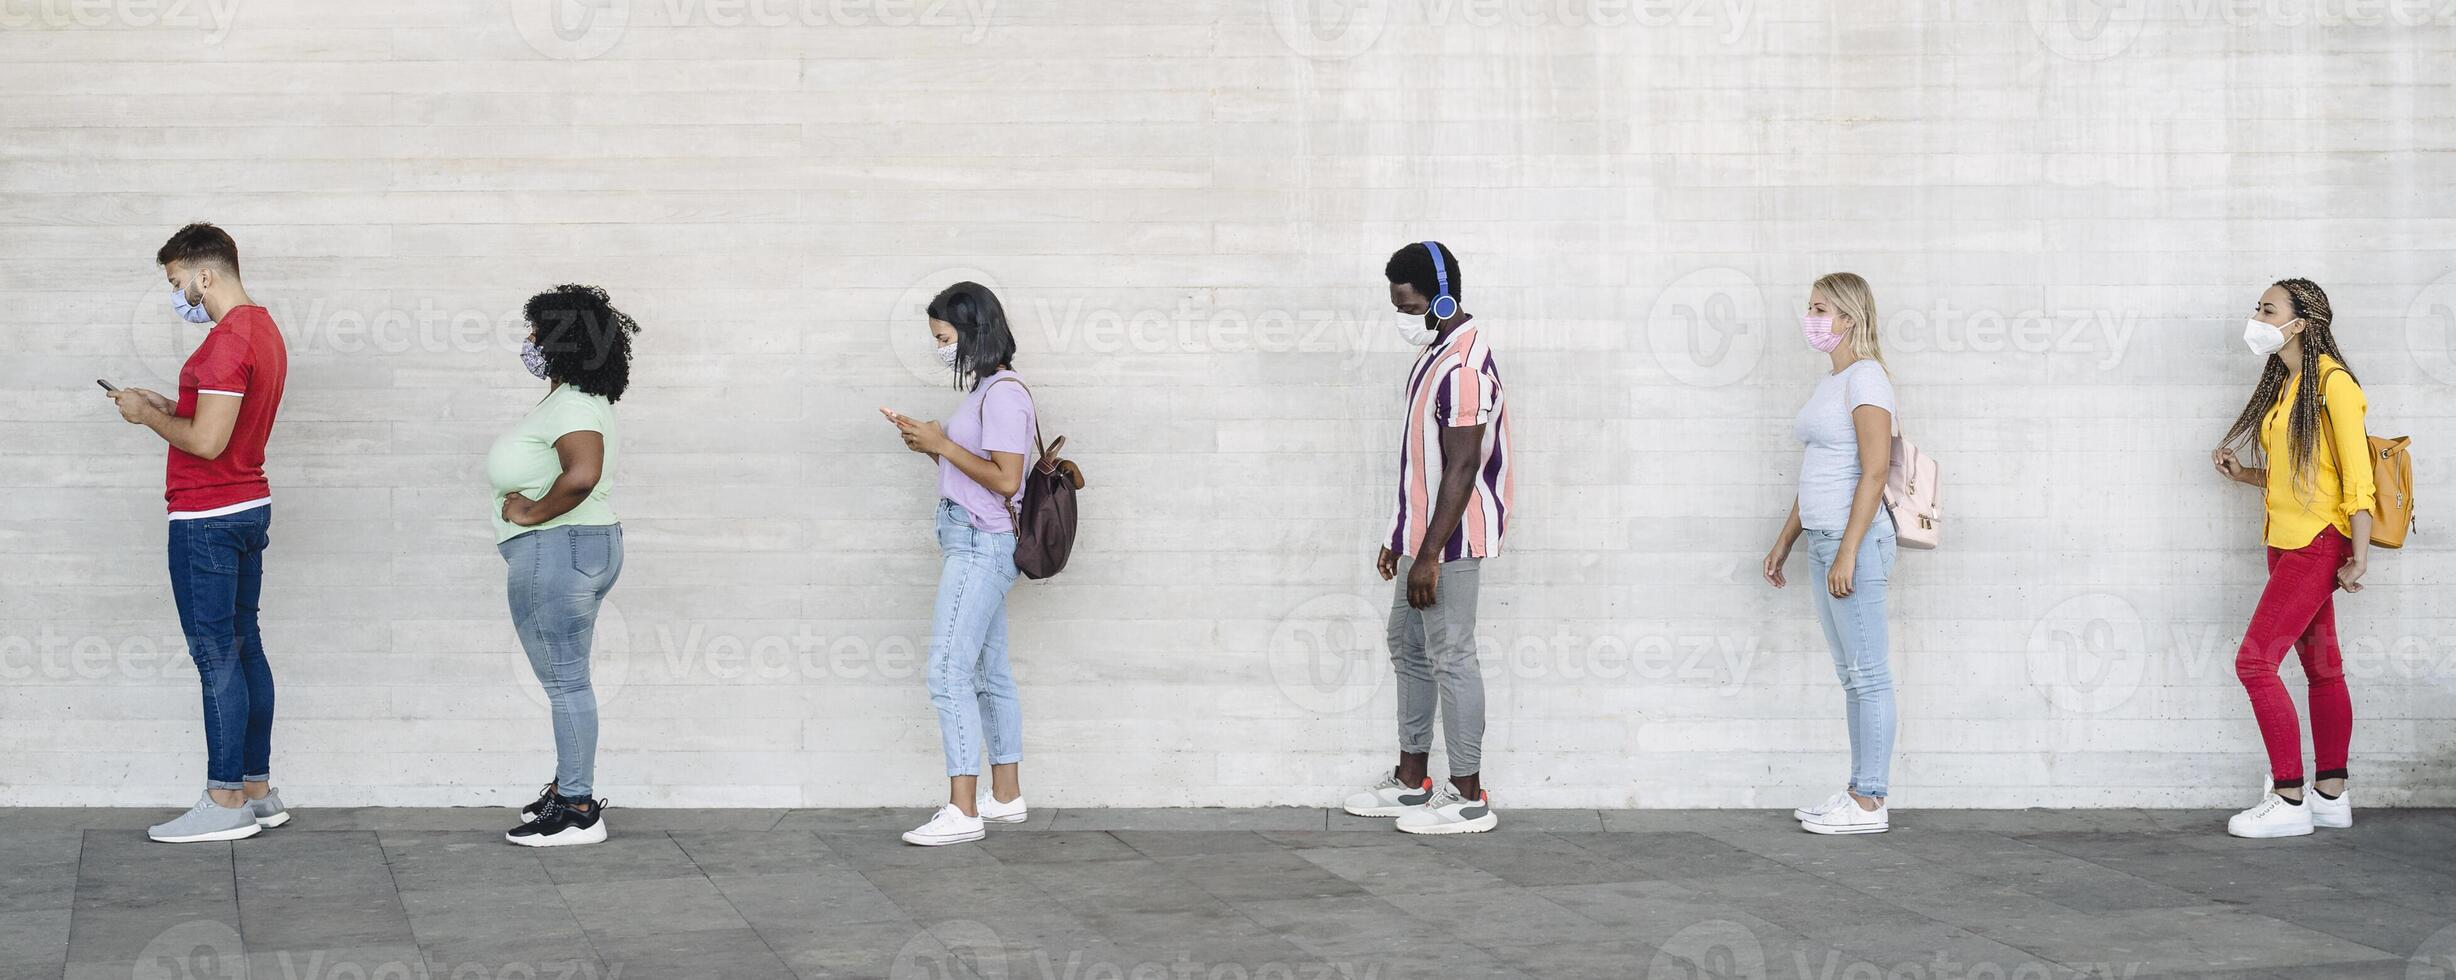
[1384,241,1461,305]
[524,284,640,402]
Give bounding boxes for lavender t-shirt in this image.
[939,371,1036,532]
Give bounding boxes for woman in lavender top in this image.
[882,281,1039,846]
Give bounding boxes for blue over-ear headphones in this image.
[1421,241,1457,320]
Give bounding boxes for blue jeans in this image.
[168,505,275,790]
[501,523,623,798]
[927,499,1023,778]
[1805,522,1897,798]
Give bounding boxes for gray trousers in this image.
[1387,556,1484,775]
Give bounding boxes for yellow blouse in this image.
[2259,355,2376,549]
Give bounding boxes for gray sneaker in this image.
[148,795,263,844]
[249,789,290,829]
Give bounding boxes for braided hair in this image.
[2218,278,2355,501]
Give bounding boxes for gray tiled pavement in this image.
[4,806,2454,979]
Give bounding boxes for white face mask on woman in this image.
[934,341,960,369]
[2242,317,2293,357]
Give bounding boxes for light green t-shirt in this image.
[486,385,619,543]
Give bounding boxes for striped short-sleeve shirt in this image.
[1388,322,1512,561]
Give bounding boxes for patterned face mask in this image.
[520,338,551,379]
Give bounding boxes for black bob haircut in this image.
[926,281,1017,391]
[157,222,241,277]
[525,284,641,403]
[1384,241,1461,305]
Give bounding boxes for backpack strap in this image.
[970,375,1042,528]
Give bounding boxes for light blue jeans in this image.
[928,499,1023,777]
[500,523,623,798]
[1804,521,1896,799]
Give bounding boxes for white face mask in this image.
[1394,320,1439,347]
[2242,317,2291,357]
[933,341,960,369]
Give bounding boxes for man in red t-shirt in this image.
[105,223,291,843]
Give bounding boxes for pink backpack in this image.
[1885,423,1941,550]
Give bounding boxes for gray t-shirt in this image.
[1793,359,1895,532]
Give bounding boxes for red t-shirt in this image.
[166,306,287,514]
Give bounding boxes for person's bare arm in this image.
[1405,422,1486,609]
[503,431,605,527]
[111,390,240,459]
[1827,404,1893,598]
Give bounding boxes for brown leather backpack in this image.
[975,378,1084,578]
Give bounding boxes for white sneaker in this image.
[1800,796,1889,835]
[2309,788,2351,829]
[2226,792,2315,839]
[1342,771,1435,818]
[1793,788,1852,822]
[1394,784,1498,835]
[977,792,1028,824]
[901,804,986,846]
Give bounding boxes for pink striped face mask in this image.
[1802,314,1845,353]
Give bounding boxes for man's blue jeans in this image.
[168,505,275,790]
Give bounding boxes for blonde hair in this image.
[1813,272,1885,368]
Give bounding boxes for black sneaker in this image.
[518,782,557,824]
[506,794,607,847]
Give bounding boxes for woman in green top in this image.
[485,284,637,847]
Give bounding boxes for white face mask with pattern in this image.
[934,341,960,369]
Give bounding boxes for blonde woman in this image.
[1762,272,1899,835]
[2211,278,2371,839]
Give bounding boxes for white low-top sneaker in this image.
[1800,796,1889,835]
[2309,789,2352,829]
[1793,788,1852,822]
[902,804,986,846]
[1394,784,1498,835]
[2226,792,2315,839]
[1343,771,1435,818]
[977,792,1028,824]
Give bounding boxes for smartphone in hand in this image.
[879,407,915,428]
[97,379,119,392]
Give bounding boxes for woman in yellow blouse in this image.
[2210,278,2375,839]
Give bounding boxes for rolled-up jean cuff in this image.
[243,772,269,783]
[988,752,1022,766]
[207,779,246,791]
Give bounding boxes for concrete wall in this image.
[3,1,2453,808]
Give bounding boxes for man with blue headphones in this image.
[1342,241,1514,835]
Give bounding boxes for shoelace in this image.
[532,796,569,824]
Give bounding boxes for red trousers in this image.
[2234,526,2354,788]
